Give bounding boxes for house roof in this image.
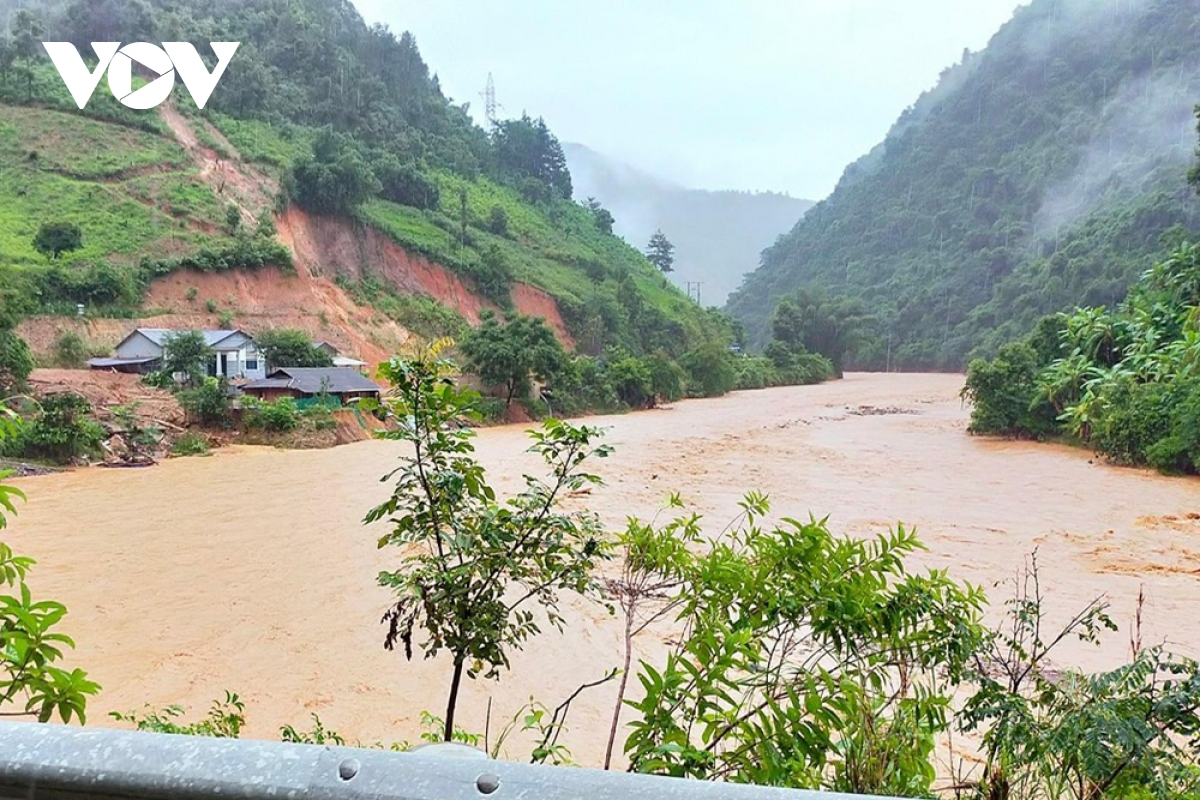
[127,328,252,349]
[88,356,159,368]
[242,367,381,396]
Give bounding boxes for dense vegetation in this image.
[728,0,1200,370]
[963,240,1200,474]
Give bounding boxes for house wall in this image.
[114,332,164,360]
[244,387,302,403]
[214,346,266,380]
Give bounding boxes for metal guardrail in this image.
[0,722,890,800]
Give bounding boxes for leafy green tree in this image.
[487,205,509,237]
[644,230,675,273]
[492,114,572,200]
[586,198,615,235]
[11,9,43,101]
[371,154,441,210]
[32,223,83,262]
[177,378,232,428]
[366,353,612,741]
[254,329,333,370]
[10,393,104,464]
[53,331,90,369]
[621,494,985,792]
[0,329,33,396]
[962,555,1200,800]
[679,343,737,398]
[607,354,653,408]
[0,409,99,723]
[461,311,566,406]
[161,330,214,388]
[290,128,382,215]
[770,290,872,377]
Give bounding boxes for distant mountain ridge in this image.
[563,142,813,306]
[727,0,1200,369]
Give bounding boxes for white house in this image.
[91,328,267,379]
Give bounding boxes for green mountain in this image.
[563,142,813,306]
[727,0,1200,370]
[0,0,726,367]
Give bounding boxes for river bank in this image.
[7,373,1199,765]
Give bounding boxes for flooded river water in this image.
[8,373,1199,762]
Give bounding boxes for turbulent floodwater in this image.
[8,373,1199,763]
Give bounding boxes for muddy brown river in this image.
[7,373,1199,764]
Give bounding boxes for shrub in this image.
[178,378,232,427]
[680,343,737,398]
[607,355,653,408]
[217,310,235,330]
[10,392,104,464]
[961,343,1056,438]
[171,432,211,457]
[645,352,688,402]
[487,205,509,236]
[245,397,300,432]
[1090,377,1172,466]
[53,331,91,369]
[205,299,218,313]
[0,330,34,395]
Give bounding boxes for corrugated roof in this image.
[242,367,381,396]
[88,356,158,368]
[132,329,250,348]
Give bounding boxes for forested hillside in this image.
[727,0,1200,370]
[0,0,729,373]
[564,142,812,305]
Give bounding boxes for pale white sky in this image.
[352,1,1026,200]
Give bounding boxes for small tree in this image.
[161,330,213,388]
[0,329,34,396]
[645,229,675,273]
[11,9,43,101]
[461,311,566,406]
[0,409,100,723]
[254,329,333,370]
[32,223,83,261]
[366,352,612,742]
[586,198,615,235]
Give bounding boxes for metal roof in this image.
[130,328,251,349]
[87,356,159,368]
[242,367,381,396]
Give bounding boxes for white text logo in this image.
[41,42,240,110]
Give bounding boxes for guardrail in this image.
[0,722,891,800]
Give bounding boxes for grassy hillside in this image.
[727,0,1200,370]
[0,0,726,360]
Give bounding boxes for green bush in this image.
[0,330,35,395]
[961,343,1056,438]
[171,432,211,457]
[7,393,104,464]
[178,379,233,427]
[53,331,91,368]
[1090,378,1172,466]
[645,352,688,402]
[607,355,653,408]
[245,398,300,433]
[680,343,737,398]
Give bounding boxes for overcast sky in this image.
[352,1,1026,200]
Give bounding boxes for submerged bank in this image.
[7,373,1199,760]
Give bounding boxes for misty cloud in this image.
[1034,65,1200,236]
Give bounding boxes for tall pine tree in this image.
[645,229,675,273]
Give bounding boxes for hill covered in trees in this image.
[727,0,1200,370]
[564,142,812,306]
[0,0,734,386]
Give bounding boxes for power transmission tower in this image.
[479,72,503,126]
[685,281,704,306]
